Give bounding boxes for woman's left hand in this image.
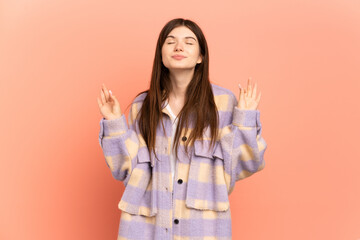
[237,77,262,110]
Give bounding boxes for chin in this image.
[168,67,195,72]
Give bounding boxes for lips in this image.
[172,55,186,60]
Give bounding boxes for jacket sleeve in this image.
[219,92,267,195]
[98,101,143,184]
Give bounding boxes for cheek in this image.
[161,47,170,58]
[191,46,200,55]
[161,48,170,65]
[161,48,166,61]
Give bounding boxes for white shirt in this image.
[165,101,179,185]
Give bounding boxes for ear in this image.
[197,55,202,64]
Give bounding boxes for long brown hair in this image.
[135,18,218,162]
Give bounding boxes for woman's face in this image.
[161,26,202,72]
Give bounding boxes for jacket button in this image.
[174,219,179,224]
[182,136,187,142]
[177,179,183,184]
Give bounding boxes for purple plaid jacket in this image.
[98,83,267,240]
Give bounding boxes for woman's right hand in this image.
[97,83,122,120]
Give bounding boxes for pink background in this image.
[1,0,360,239]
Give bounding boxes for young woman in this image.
[97,18,267,240]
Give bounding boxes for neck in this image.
[169,68,194,100]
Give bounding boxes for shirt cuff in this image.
[101,114,128,137]
[232,107,259,127]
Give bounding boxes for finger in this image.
[253,81,257,99]
[256,91,261,103]
[110,92,118,105]
[238,83,242,101]
[247,77,251,97]
[241,86,245,104]
[110,94,121,113]
[239,82,247,95]
[238,87,242,107]
[100,89,106,104]
[101,83,110,102]
[249,81,253,97]
[102,83,110,102]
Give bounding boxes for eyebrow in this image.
[166,35,197,41]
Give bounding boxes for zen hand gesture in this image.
[97,83,122,120]
[238,77,262,110]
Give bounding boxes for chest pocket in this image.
[185,139,230,212]
[117,147,157,217]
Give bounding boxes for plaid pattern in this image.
[99,83,267,240]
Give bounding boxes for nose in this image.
[174,42,184,52]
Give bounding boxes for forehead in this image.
[166,26,197,40]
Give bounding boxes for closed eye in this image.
[166,42,194,45]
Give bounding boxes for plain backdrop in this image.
[1,0,360,239]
